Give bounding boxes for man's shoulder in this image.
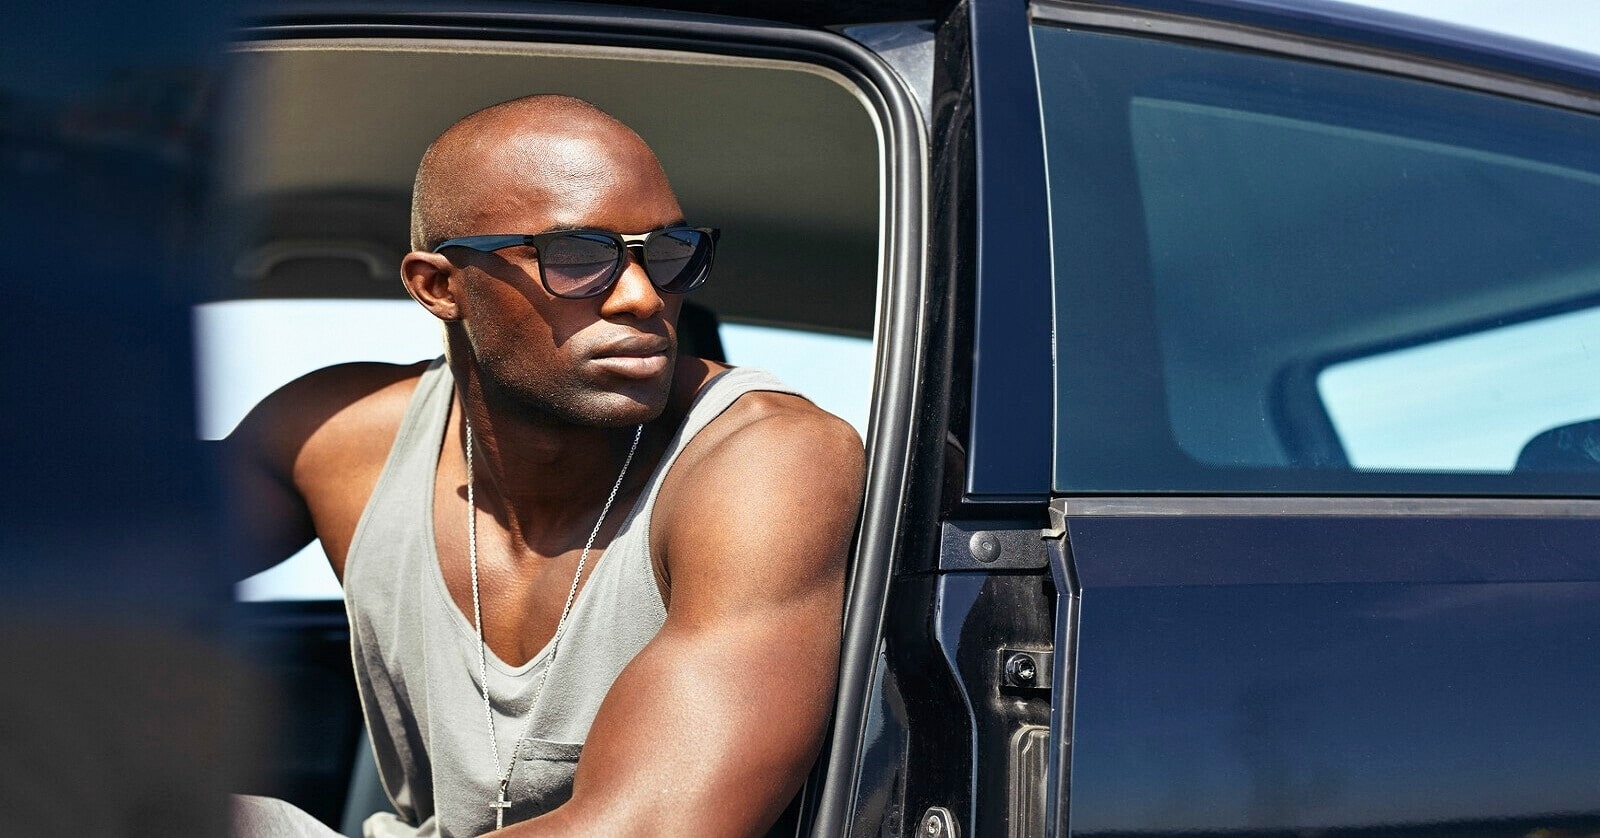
[281,359,436,406]
[651,369,864,602]
[670,358,861,458]
[658,367,865,537]
[710,385,860,459]
[232,359,438,471]
[674,361,862,470]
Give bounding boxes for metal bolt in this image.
[1005,652,1037,686]
[969,531,1001,563]
[919,807,957,838]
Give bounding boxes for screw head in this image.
[969,531,1001,563]
[1005,652,1037,686]
[918,807,958,838]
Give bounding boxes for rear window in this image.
[1034,25,1600,494]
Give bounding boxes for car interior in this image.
[212,35,887,833]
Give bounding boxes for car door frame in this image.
[235,4,933,835]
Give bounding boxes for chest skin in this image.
[427,411,662,669]
[301,356,731,668]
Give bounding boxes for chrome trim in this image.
[1053,496,1600,518]
[1030,1,1600,116]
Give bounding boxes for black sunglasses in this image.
[433,226,718,300]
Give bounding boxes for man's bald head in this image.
[409,95,675,252]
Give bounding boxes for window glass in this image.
[195,300,438,601]
[1319,306,1600,471]
[1034,25,1600,494]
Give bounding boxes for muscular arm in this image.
[218,361,427,580]
[218,411,317,579]
[503,395,865,837]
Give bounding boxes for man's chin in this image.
[586,402,666,428]
[578,379,673,428]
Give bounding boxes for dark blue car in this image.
[6,0,1597,835]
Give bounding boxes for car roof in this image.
[1088,0,1600,93]
[251,0,1600,93]
[250,0,947,27]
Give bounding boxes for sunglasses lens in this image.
[645,229,714,293]
[541,232,622,298]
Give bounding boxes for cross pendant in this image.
[491,779,512,830]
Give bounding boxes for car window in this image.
[1318,305,1600,471]
[1033,25,1600,494]
[209,38,884,600]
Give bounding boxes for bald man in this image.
[226,95,864,837]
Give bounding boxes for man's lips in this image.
[592,335,671,358]
[589,336,671,379]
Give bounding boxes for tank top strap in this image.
[343,356,451,583]
[631,366,802,533]
[391,356,454,462]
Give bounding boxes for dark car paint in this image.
[1061,507,1600,833]
[13,1,1600,836]
[897,2,1600,837]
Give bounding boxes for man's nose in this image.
[600,248,665,319]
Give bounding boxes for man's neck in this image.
[450,369,655,554]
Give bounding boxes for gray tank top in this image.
[344,359,799,838]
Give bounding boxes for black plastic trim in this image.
[1043,531,1079,838]
[248,0,951,30]
[963,0,1055,500]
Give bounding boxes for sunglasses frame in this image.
[432,225,719,299]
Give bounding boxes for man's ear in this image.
[402,251,462,322]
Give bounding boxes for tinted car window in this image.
[1034,25,1600,494]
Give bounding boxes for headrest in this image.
[1514,419,1600,472]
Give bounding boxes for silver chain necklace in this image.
[464,419,644,830]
